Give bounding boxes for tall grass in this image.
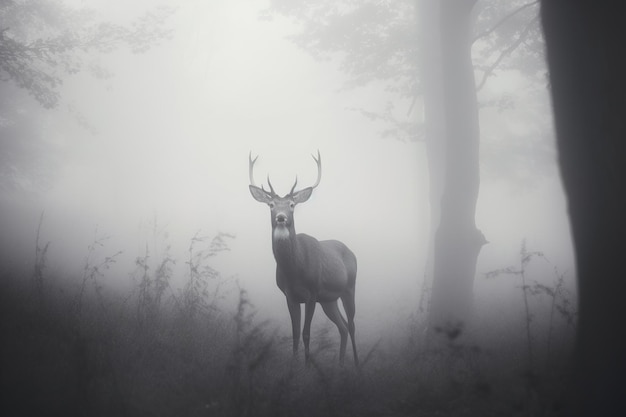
[485,239,577,414]
[0,228,576,416]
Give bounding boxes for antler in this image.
[311,150,322,189]
[251,151,321,196]
[249,152,278,196]
[289,176,298,195]
[249,152,259,187]
[287,150,322,196]
[266,175,277,195]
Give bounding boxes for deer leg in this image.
[302,300,316,366]
[321,300,349,365]
[341,292,359,367]
[287,298,301,358]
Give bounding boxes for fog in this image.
[1,0,574,343]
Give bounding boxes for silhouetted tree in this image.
[541,2,626,415]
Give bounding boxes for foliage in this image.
[0,0,173,108]
[176,231,235,320]
[264,0,543,119]
[473,1,544,90]
[485,239,577,377]
[262,0,552,182]
[31,211,49,305]
[0,83,58,191]
[0,0,173,191]
[263,1,419,98]
[0,221,575,416]
[73,230,123,319]
[262,0,419,141]
[132,242,176,328]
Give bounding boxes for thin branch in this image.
[475,14,539,91]
[472,0,539,44]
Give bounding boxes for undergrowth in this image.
[0,228,576,417]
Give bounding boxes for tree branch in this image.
[475,14,539,91]
[472,0,539,44]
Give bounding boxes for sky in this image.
[0,0,574,341]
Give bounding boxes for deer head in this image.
[248,151,321,234]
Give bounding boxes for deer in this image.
[248,151,359,367]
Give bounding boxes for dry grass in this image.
[0,233,575,416]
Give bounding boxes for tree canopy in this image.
[262,0,550,184]
[0,0,173,191]
[1,0,172,108]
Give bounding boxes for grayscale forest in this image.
[2,1,623,416]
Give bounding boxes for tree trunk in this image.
[541,2,626,415]
[426,0,486,332]
[417,0,445,316]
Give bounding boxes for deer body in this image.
[249,152,359,367]
[274,234,356,303]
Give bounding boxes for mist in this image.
[1,1,576,415]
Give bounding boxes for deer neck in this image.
[272,224,301,273]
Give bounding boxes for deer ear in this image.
[249,185,272,203]
[292,187,313,204]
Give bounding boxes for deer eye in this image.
[269,202,275,209]
[289,202,295,209]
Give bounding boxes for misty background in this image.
[1,0,574,344]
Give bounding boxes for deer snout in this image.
[275,213,288,224]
